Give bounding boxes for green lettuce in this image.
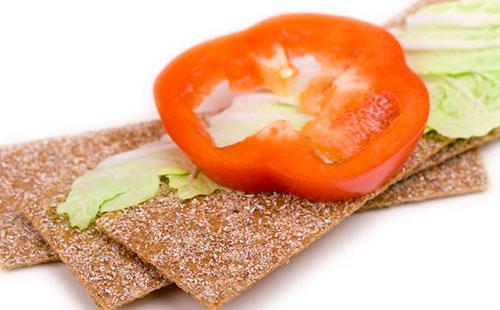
[57,138,224,229]
[394,0,500,138]
[406,0,500,27]
[424,72,500,138]
[392,25,500,50]
[206,93,313,147]
[406,47,500,75]
[419,0,500,15]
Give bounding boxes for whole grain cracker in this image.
[1,121,170,310]
[416,128,500,173]
[3,128,496,270]
[363,149,488,210]
[0,130,494,269]
[95,134,452,309]
[0,210,58,269]
[1,143,59,269]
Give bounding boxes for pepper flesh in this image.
[154,14,429,201]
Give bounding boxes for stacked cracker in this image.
[1,1,499,309]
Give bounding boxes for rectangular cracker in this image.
[95,134,451,309]
[1,121,169,310]
[0,129,491,270]
[0,209,58,269]
[2,119,454,305]
[1,125,496,307]
[363,149,488,210]
[416,128,500,174]
[0,133,490,271]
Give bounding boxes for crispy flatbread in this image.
[363,149,488,210]
[0,120,460,308]
[94,134,451,309]
[0,0,480,274]
[95,129,497,309]
[1,121,169,310]
[2,127,496,270]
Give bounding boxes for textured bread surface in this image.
[363,149,488,210]
[1,121,170,310]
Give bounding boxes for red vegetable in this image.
[154,14,429,201]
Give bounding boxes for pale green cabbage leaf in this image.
[406,47,500,75]
[394,0,500,138]
[406,0,500,27]
[424,72,500,138]
[57,138,224,229]
[206,93,313,147]
[392,25,500,50]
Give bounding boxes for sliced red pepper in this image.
[154,14,429,201]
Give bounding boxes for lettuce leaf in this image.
[57,138,224,229]
[393,0,500,138]
[406,47,500,75]
[421,0,500,15]
[406,0,500,27]
[424,72,500,138]
[392,25,500,50]
[206,93,313,147]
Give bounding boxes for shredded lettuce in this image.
[392,25,500,50]
[406,47,500,75]
[206,93,313,147]
[394,0,500,138]
[421,0,500,15]
[406,0,500,27]
[57,138,224,229]
[425,72,500,138]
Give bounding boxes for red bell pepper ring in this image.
[154,14,429,201]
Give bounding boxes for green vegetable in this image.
[206,93,313,147]
[57,139,224,229]
[406,0,500,27]
[406,47,500,75]
[425,72,500,138]
[392,25,500,50]
[419,0,500,15]
[393,0,500,138]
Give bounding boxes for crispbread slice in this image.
[95,134,451,309]
[415,128,500,174]
[1,121,170,310]
[363,149,488,210]
[2,119,449,308]
[0,211,58,269]
[2,128,495,270]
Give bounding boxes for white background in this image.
[1,0,499,309]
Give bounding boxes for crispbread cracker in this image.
[2,128,495,271]
[416,128,500,173]
[95,134,451,309]
[0,210,58,269]
[1,121,169,310]
[363,149,488,210]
